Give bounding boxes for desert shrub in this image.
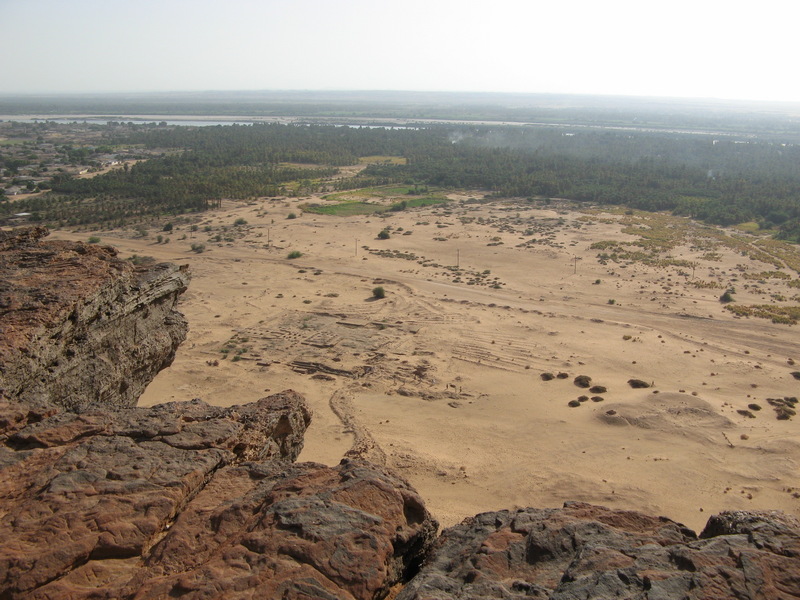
[628,379,651,388]
[725,304,800,324]
[234,217,248,226]
[574,375,592,388]
[190,243,206,253]
[720,290,734,303]
[377,229,390,240]
[287,212,297,219]
[287,250,302,259]
[126,254,156,266]
[87,236,100,244]
[372,286,386,299]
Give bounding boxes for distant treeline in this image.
[2,121,799,240]
[363,126,800,239]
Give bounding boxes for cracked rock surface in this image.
[397,501,800,600]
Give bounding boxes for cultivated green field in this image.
[302,185,448,216]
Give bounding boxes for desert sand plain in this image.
[51,191,800,533]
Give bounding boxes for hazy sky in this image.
[2,0,797,102]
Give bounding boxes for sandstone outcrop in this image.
[397,501,800,600]
[0,227,190,410]
[0,393,440,599]
[0,392,311,597]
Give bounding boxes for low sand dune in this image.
[51,194,800,532]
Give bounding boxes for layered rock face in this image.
[0,227,190,410]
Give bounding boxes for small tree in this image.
[377,229,390,240]
[720,290,734,303]
[372,286,386,299]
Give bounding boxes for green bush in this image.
[377,229,390,240]
[287,250,302,259]
[126,254,156,266]
[87,236,101,244]
[372,286,386,299]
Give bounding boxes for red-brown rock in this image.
[0,391,311,598]
[397,502,800,600]
[0,227,190,410]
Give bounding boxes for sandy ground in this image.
[50,194,800,533]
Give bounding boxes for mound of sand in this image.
[598,392,734,433]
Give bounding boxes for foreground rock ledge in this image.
[0,392,439,599]
[0,226,190,410]
[398,501,800,600]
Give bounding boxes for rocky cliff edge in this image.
[0,227,190,410]
[1,228,798,599]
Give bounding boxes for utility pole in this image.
[573,255,577,274]
[355,238,358,257]
[457,248,460,269]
